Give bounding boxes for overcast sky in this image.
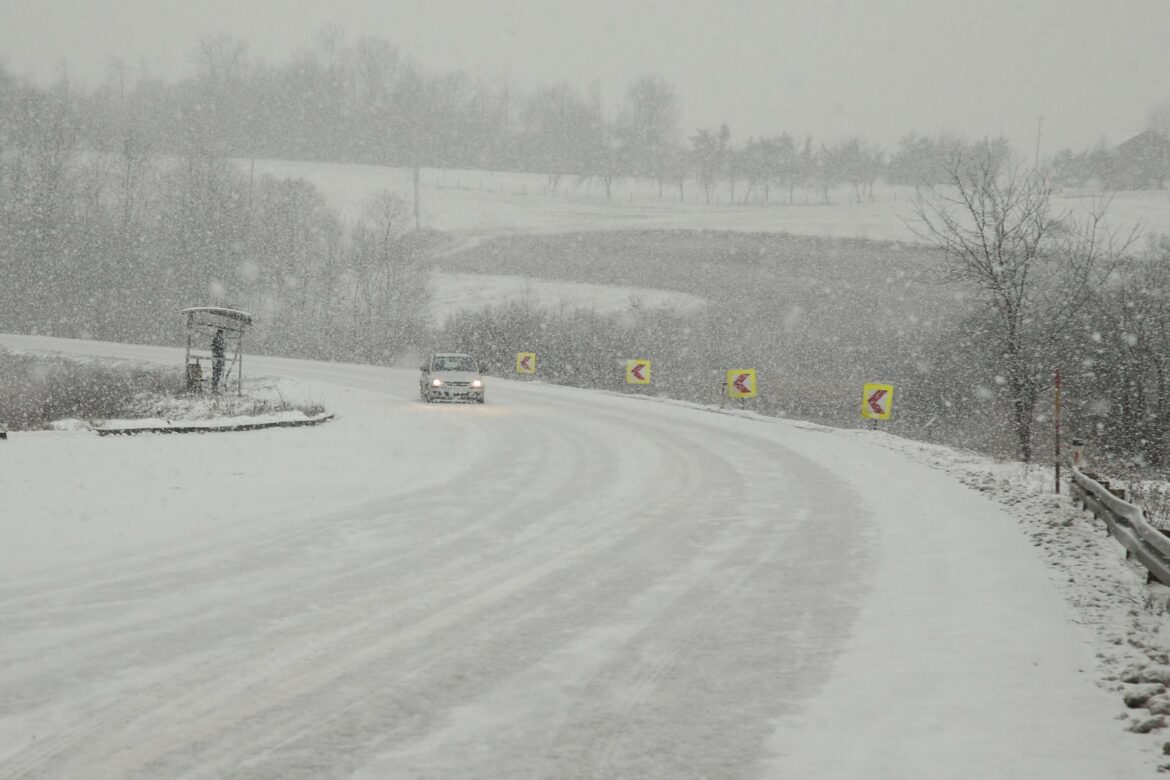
[2,0,1168,156]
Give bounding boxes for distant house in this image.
[1107,130,1170,190]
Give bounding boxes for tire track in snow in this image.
[1,404,596,777]
[350,399,871,780]
[1,348,873,780]
[3,384,691,777]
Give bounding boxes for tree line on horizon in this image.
[3,30,1166,204]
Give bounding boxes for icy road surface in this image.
[0,336,1151,779]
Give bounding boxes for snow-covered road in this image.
[0,336,1153,778]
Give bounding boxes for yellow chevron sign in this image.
[726,369,757,399]
[862,383,894,420]
[626,359,651,385]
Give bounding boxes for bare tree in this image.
[187,34,250,155]
[690,126,730,204]
[348,192,430,361]
[813,142,839,204]
[832,137,884,203]
[616,75,680,195]
[912,144,1135,461]
[1148,99,1170,138]
[1,77,83,333]
[520,81,598,174]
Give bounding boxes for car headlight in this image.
[431,378,443,387]
[470,379,483,388]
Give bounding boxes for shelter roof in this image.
[181,307,254,330]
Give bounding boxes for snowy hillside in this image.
[0,334,1162,779]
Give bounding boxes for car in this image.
[419,352,486,403]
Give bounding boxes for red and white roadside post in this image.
[1054,367,1062,494]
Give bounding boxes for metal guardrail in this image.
[1069,465,1170,586]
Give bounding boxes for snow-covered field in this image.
[247,158,1170,243]
[1,334,1164,778]
[428,270,707,325]
[249,159,1170,326]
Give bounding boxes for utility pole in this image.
[1034,115,1044,170]
[501,77,510,138]
[413,164,421,231]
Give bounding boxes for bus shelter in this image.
[181,307,253,396]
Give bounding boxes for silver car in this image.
[419,352,486,403]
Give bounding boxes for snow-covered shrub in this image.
[0,350,181,430]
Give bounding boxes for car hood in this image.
[431,371,482,382]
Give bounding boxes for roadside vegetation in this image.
[438,196,1170,473]
[0,350,323,431]
[0,350,181,430]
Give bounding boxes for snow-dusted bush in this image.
[0,350,180,430]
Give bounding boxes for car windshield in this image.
[433,356,476,372]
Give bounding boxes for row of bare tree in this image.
[0,32,1025,208]
[0,71,432,362]
[9,24,1170,211]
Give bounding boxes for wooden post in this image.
[413,165,421,230]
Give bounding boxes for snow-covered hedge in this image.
[0,349,180,430]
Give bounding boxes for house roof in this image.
[1116,129,1170,156]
